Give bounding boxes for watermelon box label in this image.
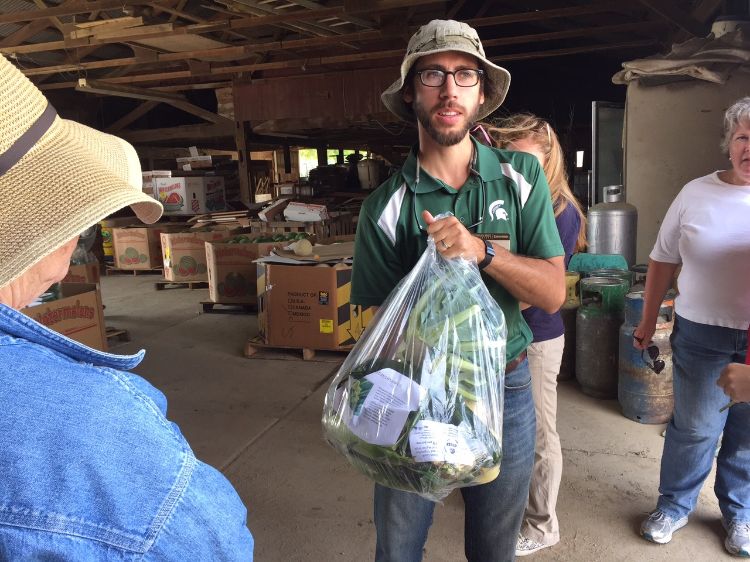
[111,227,165,269]
[161,231,232,282]
[155,176,227,216]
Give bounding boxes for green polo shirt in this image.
[351,137,564,362]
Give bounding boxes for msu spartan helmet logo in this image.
[488,200,508,221]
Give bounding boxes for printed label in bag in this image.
[344,368,425,446]
[409,420,484,465]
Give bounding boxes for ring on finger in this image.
[441,240,450,249]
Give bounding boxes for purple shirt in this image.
[522,202,580,342]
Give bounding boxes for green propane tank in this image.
[559,271,580,381]
[575,276,629,398]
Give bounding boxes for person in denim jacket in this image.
[0,54,253,560]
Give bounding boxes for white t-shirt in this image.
[650,171,750,330]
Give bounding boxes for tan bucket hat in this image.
[381,19,511,122]
[0,54,162,288]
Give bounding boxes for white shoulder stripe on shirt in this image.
[377,182,408,245]
[500,162,532,208]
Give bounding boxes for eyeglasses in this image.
[411,147,486,233]
[415,68,484,88]
[633,332,665,374]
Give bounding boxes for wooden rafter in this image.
[20,29,386,76]
[33,0,66,33]
[636,0,708,37]
[118,122,234,143]
[0,0,441,55]
[106,100,159,132]
[75,78,232,125]
[20,19,662,80]
[0,0,129,25]
[0,19,50,48]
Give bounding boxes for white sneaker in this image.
[515,534,555,557]
[640,509,688,544]
[723,519,750,557]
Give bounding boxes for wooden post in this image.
[235,120,252,209]
[283,143,292,175]
[316,146,327,166]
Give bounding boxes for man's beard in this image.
[413,100,480,147]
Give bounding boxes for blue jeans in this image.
[657,315,750,523]
[374,359,536,562]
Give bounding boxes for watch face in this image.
[485,239,496,256]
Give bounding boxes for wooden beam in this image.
[106,100,159,132]
[33,0,66,33]
[467,1,624,28]
[236,120,252,208]
[482,21,663,49]
[285,0,376,30]
[446,0,467,20]
[0,19,51,48]
[491,39,657,63]
[636,0,708,36]
[119,122,235,143]
[76,78,186,102]
[1,0,436,54]
[69,16,143,39]
[19,29,386,76]
[76,78,233,125]
[0,0,129,25]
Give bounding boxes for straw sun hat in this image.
[0,54,162,288]
[381,19,511,122]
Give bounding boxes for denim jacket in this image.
[0,304,253,560]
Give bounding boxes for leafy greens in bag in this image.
[322,237,506,502]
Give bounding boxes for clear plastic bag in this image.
[322,236,507,502]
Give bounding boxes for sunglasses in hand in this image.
[632,332,666,374]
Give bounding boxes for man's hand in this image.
[422,210,484,262]
[717,363,750,404]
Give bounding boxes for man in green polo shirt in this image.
[351,19,565,562]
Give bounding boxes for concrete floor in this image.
[100,274,733,562]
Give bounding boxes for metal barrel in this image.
[575,277,629,398]
[587,268,634,291]
[618,291,675,424]
[559,272,581,381]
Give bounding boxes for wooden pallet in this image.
[200,301,256,314]
[105,326,130,345]
[243,335,351,361]
[154,279,208,290]
[106,265,164,276]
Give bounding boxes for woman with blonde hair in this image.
[476,113,586,556]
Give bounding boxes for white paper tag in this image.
[344,368,425,446]
[409,420,480,466]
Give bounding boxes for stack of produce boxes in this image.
[206,231,312,305]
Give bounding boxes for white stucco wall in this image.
[624,72,750,264]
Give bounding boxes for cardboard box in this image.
[205,239,287,303]
[161,230,232,282]
[100,216,139,263]
[256,263,375,350]
[283,201,329,222]
[112,226,164,269]
[155,176,226,216]
[21,283,107,351]
[62,263,101,285]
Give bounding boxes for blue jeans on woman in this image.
[373,359,536,562]
[657,315,750,523]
